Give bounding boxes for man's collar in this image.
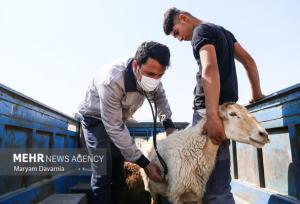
[124,58,138,92]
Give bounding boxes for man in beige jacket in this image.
[78,41,175,204]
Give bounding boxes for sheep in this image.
[140,102,270,204]
[120,133,169,204]
[120,162,151,204]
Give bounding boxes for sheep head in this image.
[219,102,269,148]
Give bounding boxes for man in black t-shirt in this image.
[163,7,264,204]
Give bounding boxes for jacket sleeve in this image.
[154,83,175,129]
[98,83,149,168]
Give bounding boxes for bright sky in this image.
[0,0,299,123]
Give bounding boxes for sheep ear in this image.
[219,105,228,119]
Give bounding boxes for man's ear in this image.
[178,13,188,23]
[132,60,138,72]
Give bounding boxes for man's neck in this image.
[191,18,204,30]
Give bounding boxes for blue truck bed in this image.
[0,82,299,204]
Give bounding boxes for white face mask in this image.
[136,70,161,92]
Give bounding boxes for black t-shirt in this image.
[191,23,238,110]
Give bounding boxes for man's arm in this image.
[234,42,264,102]
[199,44,226,145]
[98,83,163,182]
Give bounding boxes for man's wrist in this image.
[206,110,219,119]
[135,154,150,168]
[162,118,175,129]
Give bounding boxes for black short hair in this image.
[134,41,170,69]
[163,7,181,35]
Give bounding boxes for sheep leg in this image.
[150,192,158,204]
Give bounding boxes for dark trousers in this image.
[81,116,125,204]
[193,111,235,204]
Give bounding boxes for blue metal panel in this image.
[0,83,80,197]
[128,127,165,137]
[52,134,65,148]
[262,128,295,196]
[0,126,28,194]
[66,136,77,148]
[247,83,300,112]
[53,174,77,193]
[25,130,50,187]
[235,143,260,186]
[232,83,300,203]
[2,126,30,148]
[231,180,300,204]
[0,98,68,131]
[0,125,5,147]
[251,98,300,128]
[127,122,189,138]
[0,115,77,139]
[32,130,51,148]
[288,125,300,199]
[0,173,89,204]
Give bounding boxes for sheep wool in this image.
[140,103,269,204]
